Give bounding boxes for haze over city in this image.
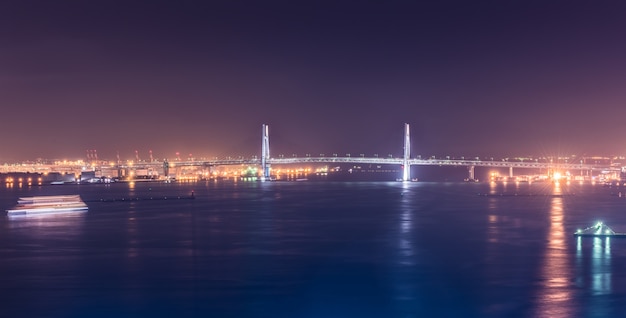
[3,1,626,162]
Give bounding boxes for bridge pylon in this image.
[261,124,270,181]
[403,123,411,181]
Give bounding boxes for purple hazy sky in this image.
[2,1,626,162]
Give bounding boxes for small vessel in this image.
[6,195,88,216]
[574,222,626,237]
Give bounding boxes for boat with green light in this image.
[574,222,626,237]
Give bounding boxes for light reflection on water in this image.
[590,237,611,295]
[398,183,414,262]
[487,182,500,243]
[574,235,612,318]
[534,182,574,317]
[7,211,86,231]
[126,213,139,260]
[489,181,497,195]
[390,182,417,314]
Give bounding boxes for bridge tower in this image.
[261,124,271,181]
[402,123,411,181]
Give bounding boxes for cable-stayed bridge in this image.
[122,123,619,181]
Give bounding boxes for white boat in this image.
[6,195,88,216]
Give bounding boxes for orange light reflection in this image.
[534,182,574,317]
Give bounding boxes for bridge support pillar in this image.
[261,124,270,181]
[163,159,169,177]
[468,165,475,181]
[509,166,513,178]
[402,123,411,181]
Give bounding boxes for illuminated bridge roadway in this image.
[126,156,616,180]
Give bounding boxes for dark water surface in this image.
[1,180,626,317]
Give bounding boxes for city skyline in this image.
[3,1,626,161]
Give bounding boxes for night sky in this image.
[2,1,626,162]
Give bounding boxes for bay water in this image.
[1,180,625,317]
